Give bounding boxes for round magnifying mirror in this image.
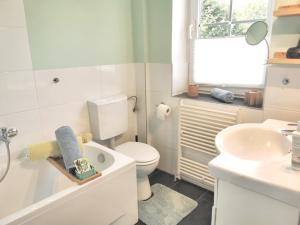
[245,21,268,45]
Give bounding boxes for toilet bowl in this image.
[87,95,160,201]
[115,142,160,201]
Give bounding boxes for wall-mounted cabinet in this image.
[274,4,300,17]
[268,52,300,65]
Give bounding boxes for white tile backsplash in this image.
[0,71,37,115]
[0,64,137,154]
[100,64,127,97]
[0,0,26,27]
[135,63,147,143]
[126,64,137,96]
[264,107,300,122]
[0,27,32,72]
[146,63,172,94]
[39,102,91,140]
[35,67,101,107]
[0,110,44,155]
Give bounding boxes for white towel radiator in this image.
[177,100,238,190]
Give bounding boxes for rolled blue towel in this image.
[211,88,234,103]
[55,126,82,172]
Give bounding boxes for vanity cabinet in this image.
[212,180,299,225]
[209,119,300,225]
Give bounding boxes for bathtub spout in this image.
[0,127,18,182]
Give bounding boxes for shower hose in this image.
[0,141,10,183]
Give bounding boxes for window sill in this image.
[175,93,263,110]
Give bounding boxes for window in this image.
[191,0,271,89]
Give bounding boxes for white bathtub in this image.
[0,142,138,225]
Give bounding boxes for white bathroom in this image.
[0,0,300,225]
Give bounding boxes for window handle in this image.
[189,24,195,40]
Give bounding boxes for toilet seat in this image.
[115,142,160,165]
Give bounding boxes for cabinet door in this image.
[215,180,299,225]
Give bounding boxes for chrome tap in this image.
[0,127,18,144]
[0,127,18,182]
[281,129,296,136]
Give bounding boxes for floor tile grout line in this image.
[196,190,208,202]
[197,192,214,205]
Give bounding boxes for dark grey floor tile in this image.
[135,220,146,225]
[149,169,177,187]
[171,180,207,200]
[178,199,213,225]
[198,191,214,203]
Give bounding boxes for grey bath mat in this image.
[138,183,198,225]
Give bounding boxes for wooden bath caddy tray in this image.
[47,157,102,185]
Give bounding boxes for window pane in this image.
[200,23,230,38]
[232,0,268,21]
[231,22,253,36]
[192,37,267,87]
[200,0,230,24]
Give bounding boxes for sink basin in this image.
[210,120,300,209]
[215,123,291,161]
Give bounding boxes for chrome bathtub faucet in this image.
[0,127,18,144]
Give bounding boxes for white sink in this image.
[209,119,300,208]
[215,123,291,162]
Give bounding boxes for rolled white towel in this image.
[211,88,234,103]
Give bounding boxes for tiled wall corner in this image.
[146,63,179,174]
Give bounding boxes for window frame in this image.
[188,0,274,93]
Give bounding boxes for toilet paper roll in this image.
[156,104,171,120]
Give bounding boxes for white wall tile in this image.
[264,108,300,122]
[0,27,32,72]
[172,62,188,96]
[146,64,172,94]
[35,67,101,107]
[125,64,136,96]
[238,108,264,124]
[0,0,26,27]
[39,102,90,140]
[151,141,176,174]
[100,64,127,98]
[0,71,37,115]
[135,64,147,143]
[115,111,137,146]
[148,92,180,151]
[0,63,138,161]
[0,110,44,154]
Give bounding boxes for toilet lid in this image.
[115,142,159,163]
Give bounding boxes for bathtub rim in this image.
[0,141,136,225]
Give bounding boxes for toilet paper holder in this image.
[156,103,172,121]
[156,102,170,112]
[156,102,165,106]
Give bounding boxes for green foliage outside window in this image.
[199,0,268,38]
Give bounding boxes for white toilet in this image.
[88,95,160,201]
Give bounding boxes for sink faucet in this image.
[281,129,296,136]
[0,127,18,144]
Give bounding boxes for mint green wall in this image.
[24,0,172,70]
[132,0,147,63]
[24,0,134,70]
[146,0,172,64]
[131,0,172,64]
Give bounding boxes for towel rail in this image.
[177,101,238,190]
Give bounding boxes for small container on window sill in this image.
[244,91,263,107]
[187,84,199,97]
